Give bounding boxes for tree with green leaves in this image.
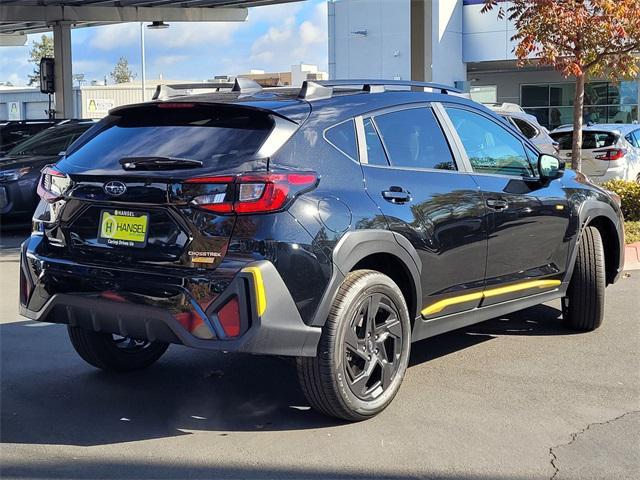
[27,34,54,86]
[110,57,136,84]
[482,0,640,172]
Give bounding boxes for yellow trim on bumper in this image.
[421,279,562,317]
[242,266,267,317]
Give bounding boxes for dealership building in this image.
[328,0,640,129]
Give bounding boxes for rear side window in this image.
[510,117,538,139]
[362,117,389,166]
[63,105,273,169]
[625,130,640,148]
[7,124,91,157]
[373,108,456,170]
[325,119,358,160]
[550,131,618,150]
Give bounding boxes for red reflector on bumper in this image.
[218,297,241,337]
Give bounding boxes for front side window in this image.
[446,107,534,177]
[372,107,456,170]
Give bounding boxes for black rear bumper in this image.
[20,238,321,357]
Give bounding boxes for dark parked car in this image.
[0,120,95,222]
[0,119,63,156]
[20,79,624,421]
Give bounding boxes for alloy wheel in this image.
[343,292,404,401]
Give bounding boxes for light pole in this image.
[141,21,169,102]
[140,22,146,101]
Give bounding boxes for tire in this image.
[67,326,169,372]
[562,226,606,331]
[297,270,411,421]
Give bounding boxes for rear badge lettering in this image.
[188,251,222,264]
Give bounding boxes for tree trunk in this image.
[571,73,585,171]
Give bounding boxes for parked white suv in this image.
[485,103,559,156]
[550,124,640,184]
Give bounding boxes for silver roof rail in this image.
[152,77,263,100]
[298,79,462,100]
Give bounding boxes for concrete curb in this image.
[624,242,640,271]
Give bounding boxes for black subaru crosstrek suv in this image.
[20,79,625,421]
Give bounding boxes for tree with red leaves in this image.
[482,0,640,171]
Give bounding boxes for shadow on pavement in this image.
[1,304,568,447]
[0,458,535,480]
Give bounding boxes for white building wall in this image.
[462,1,517,62]
[328,0,411,80]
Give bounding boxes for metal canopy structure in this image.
[0,0,303,117]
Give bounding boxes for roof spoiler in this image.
[152,77,263,100]
[298,79,462,101]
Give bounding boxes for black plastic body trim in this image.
[310,229,422,327]
[19,258,322,357]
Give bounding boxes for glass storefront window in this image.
[521,85,549,107]
[607,105,638,124]
[523,108,550,127]
[521,80,639,128]
[470,85,497,103]
[549,83,575,107]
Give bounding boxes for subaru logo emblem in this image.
[104,181,127,196]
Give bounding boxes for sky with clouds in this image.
[0,0,327,86]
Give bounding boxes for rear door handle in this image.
[382,187,411,204]
[486,198,508,210]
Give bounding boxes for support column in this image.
[52,22,73,119]
[410,0,432,82]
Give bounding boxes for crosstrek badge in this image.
[98,210,149,248]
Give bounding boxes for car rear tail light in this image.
[37,165,71,203]
[217,297,241,337]
[594,148,626,161]
[185,171,318,215]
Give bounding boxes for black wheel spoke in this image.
[366,293,381,335]
[350,359,376,395]
[380,360,394,389]
[385,319,402,339]
[344,325,361,351]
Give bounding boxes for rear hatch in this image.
[44,101,303,269]
[550,129,620,177]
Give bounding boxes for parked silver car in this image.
[550,124,640,184]
[485,103,559,155]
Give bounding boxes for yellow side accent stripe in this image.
[242,266,267,317]
[421,279,562,317]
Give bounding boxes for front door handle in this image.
[382,187,411,204]
[486,198,508,210]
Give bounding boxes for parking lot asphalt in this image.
[1,227,639,480]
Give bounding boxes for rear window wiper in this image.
[119,156,203,171]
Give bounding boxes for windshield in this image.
[62,105,274,170]
[8,124,91,157]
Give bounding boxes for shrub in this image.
[601,180,640,221]
[625,221,640,244]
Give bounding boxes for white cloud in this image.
[154,54,189,67]
[89,23,139,50]
[249,2,327,72]
[147,22,242,48]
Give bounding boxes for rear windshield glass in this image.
[550,131,617,150]
[63,105,273,169]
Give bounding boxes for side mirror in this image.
[538,154,562,181]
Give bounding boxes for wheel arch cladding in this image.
[587,215,621,285]
[310,230,422,327]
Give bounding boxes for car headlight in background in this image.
[0,166,31,182]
